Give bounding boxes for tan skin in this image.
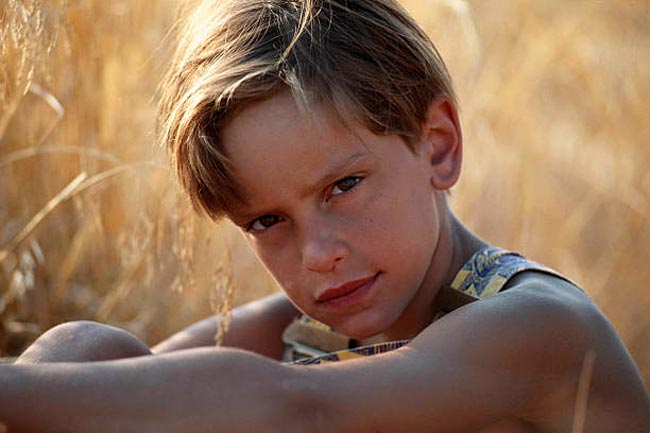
[1,94,648,433]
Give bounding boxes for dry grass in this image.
[0,0,648,388]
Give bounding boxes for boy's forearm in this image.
[0,348,316,433]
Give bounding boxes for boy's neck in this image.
[358,206,487,346]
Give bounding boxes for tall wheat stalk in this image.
[0,1,648,393]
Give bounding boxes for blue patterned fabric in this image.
[449,246,563,298]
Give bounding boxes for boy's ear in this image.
[419,97,462,190]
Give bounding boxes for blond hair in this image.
[158,0,456,220]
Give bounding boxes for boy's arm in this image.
[1,278,647,433]
[310,278,650,432]
[0,347,316,433]
[152,292,300,359]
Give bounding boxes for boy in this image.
[2,0,649,431]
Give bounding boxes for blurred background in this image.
[0,0,648,386]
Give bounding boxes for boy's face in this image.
[223,91,449,340]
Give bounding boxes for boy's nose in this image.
[301,228,349,273]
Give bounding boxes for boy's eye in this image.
[330,176,363,197]
[247,214,282,232]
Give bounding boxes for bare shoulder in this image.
[222,292,301,358]
[292,273,650,433]
[507,272,649,428]
[230,291,300,323]
[414,271,650,432]
[154,292,300,358]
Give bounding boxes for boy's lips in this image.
[316,273,379,304]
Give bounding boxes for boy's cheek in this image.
[254,246,302,292]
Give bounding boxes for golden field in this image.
[1,0,649,388]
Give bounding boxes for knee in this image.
[17,320,151,363]
[47,320,152,359]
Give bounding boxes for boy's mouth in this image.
[316,273,380,305]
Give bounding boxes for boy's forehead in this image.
[222,92,378,217]
[223,92,370,168]
[223,91,351,148]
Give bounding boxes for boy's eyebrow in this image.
[304,150,371,196]
[230,151,372,224]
